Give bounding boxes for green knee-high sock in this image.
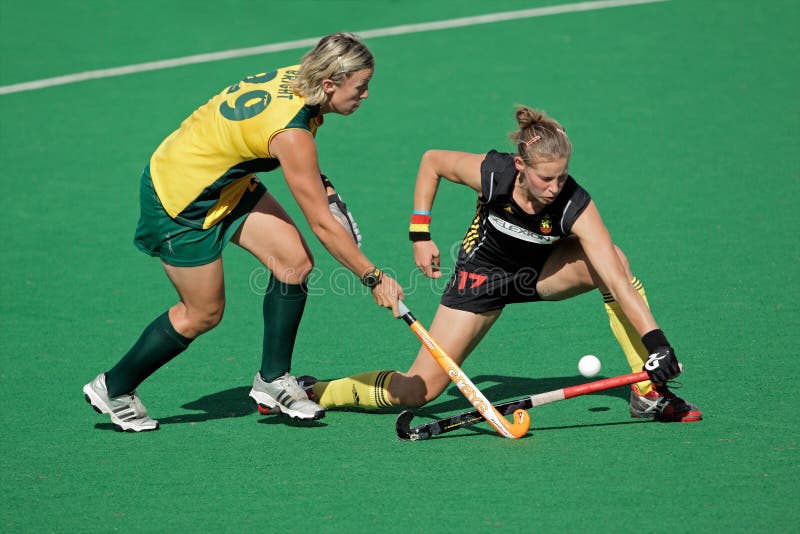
[261,277,308,382]
[105,311,193,397]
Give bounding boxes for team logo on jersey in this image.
[488,214,560,244]
[504,206,513,214]
[539,215,553,235]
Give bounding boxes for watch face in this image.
[362,269,382,288]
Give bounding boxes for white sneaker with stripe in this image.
[249,372,325,420]
[83,373,159,432]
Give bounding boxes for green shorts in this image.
[133,166,266,267]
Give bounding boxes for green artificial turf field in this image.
[1,1,798,531]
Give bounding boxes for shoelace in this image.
[637,394,669,414]
[279,377,307,400]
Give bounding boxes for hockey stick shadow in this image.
[430,417,652,441]
[256,416,328,428]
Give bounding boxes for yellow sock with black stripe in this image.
[602,277,653,395]
[312,370,396,410]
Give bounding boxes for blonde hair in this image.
[293,32,374,105]
[509,105,571,166]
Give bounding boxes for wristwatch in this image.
[360,267,384,288]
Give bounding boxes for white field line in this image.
[0,0,668,95]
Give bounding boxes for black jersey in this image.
[441,151,592,312]
[456,150,591,272]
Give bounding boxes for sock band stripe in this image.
[372,370,393,408]
[601,277,643,303]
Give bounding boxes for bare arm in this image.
[570,201,658,336]
[572,201,682,384]
[270,129,403,312]
[412,150,485,209]
[411,150,485,278]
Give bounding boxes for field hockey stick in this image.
[395,370,649,441]
[397,300,530,440]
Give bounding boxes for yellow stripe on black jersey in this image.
[149,65,323,229]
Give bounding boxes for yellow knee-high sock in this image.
[312,370,396,410]
[602,277,653,395]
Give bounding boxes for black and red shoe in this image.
[629,385,702,422]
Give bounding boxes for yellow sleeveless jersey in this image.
[149,65,323,229]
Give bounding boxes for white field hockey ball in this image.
[578,355,601,378]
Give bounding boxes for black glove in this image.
[641,329,681,385]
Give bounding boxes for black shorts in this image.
[440,263,546,313]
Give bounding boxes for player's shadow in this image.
[93,386,327,431]
[157,386,256,425]
[162,387,326,427]
[164,386,326,427]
